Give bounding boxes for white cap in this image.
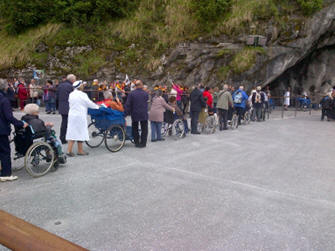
[73,80,83,89]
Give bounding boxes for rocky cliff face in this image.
[3,2,335,95]
[152,2,335,95]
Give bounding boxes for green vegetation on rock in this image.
[0,0,325,77]
[230,47,266,74]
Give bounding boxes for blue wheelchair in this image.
[298,97,311,111]
[86,107,134,152]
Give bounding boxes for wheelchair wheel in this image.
[172,119,185,138]
[25,142,55,177]
[86,122,105,148]
[105,125,125,152]
[231,114,239,130]
[161,122,169,138]
[203,116,216,134]
[244,111,251,125]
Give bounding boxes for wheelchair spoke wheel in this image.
[244,112,250,125]
[172,119,185,138]
[25,142,55,177]
[161,122,169,138]
[231,114,239,130]
[203,116,216,134]
[105,125,125,152]
[86,122,105,148]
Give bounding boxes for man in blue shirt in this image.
[232,85,249,125]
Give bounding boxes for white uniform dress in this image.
[284,91,290,106]
[66,89,99,141]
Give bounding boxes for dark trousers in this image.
[60,114,68,143]
[0,136,12,177]
[255,107,262,121]
[190,111,200,133]
[132,120,148,146]
[218,108,228,130]
[321,109,328,120]
[236,107,245,125]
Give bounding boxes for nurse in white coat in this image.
[66,80,99,156]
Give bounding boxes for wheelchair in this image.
[161,110,186,139]
[197,108,218,134]
[12,126,66,177]
[227,108,239,130]
[86,107,134,152]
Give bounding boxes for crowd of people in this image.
[1,73,334,182]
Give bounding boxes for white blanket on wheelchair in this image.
[66,89,99,141]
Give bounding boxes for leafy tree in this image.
[297,0,323,15]
[0,0,138,34]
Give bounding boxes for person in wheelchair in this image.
[165,96,188,137]
[97,91,124,112]
[18,104,66,165]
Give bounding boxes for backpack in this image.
[234,92,243,104]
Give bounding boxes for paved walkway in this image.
[1,110,334,250]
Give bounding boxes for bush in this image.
[191,0,232,27]
[0,0,138,34]
[297,0,323,15]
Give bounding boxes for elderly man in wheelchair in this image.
[13,104,66,177]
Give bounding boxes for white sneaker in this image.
[0,176,18,182]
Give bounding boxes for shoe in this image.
[77,152,89,156]
[66,152,75,157]
[61,140,68,145]
[46,111,51,114]
[0,176,18,182]
[151,139,157,142]
[136,144,146,148]
[157,138,165,141]
[52,112,56,114]
[191,132,201,135]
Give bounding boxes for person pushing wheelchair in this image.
[0,79,28,182]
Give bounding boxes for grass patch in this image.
[0,23,61,70]
[230,47,265,74]
[72,51,106,79]
[217,65,231,80]
[217,49,233,57]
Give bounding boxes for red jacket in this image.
[203,90,213,108]
[17,83,28,100]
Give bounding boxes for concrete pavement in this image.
[0,110,334,250]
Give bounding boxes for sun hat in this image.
[73,80,83,89]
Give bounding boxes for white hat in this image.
[73,80,83,89]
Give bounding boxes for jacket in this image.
[252,91,265,108]
[233,89,249,109]
[57,80,73,115]
[216,90,233,110]
[172,84,183,101]
[149,96,174,122]
[21,114,47,134]
[44,85,56,101]
[125,88,149,122]
[17,83,28,100]
[203,90,213,108]
[190,88,206,112]
[0,91,24,135]
[97,99,124,112]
